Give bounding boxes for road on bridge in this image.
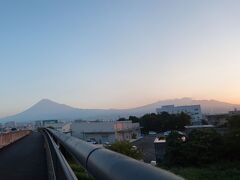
[0,132,48,180]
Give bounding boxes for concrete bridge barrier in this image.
[0,130,31,149]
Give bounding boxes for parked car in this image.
[148,131,157,135]
[86,138,97,144]
[163,130,184,136]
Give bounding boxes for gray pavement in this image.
[0,132,48,180]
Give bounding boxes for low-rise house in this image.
[154,136,166,164]
[184,125,214,134]
[114,121,140,141]
[206,108,240,127]
[206,114,228,127]
[229,108,240,116]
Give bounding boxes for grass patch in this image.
[61,148,93,180]
[159,161,240,180]
[67,158,93,180]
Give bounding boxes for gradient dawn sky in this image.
[1,0,240,118]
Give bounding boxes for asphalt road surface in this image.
[0,132,48,180]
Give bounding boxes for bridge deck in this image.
[0,132,48,180]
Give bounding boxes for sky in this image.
[1,0,240,118]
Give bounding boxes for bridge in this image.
[0,129,183,180]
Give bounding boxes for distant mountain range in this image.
[1,98,240,123]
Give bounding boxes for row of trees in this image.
[106,141,143,160]
[164,115,240,166]
[118,112,191,133]
[228,115,240,129]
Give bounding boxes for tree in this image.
[224,128,240,160]
[106,141,143,160]
[176,112,191,130]
[164,129,224,166]
[159,112,172,131]
[129,116,139,123]
[124,112,191,134]
[164,131,187,166]
[185,129,223,165]
[223,115,240,160]
[228,115,240,129]
[117,117,127,121]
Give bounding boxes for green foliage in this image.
[164,131,187,166]
[65,152,93,180]
[164,128,240,167]
[117,117,128,121]
[161,161,240,180]
[224,128,240,160]
[228,115,240,129]
[164,129,223,166]
[162,123,240,179]
[120,112,191,134]
[129,116,139,123]
[106,141,143,160]
[185,129,223,165]
[68,160,93,180]
[224,115,240,160]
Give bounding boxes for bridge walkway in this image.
[0,132,48,180]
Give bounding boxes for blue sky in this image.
[1,0,240,117]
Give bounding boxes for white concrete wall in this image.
[71,121,141,143]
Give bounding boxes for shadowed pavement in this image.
[0,132,48,180]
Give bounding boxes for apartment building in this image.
[156,105,203,125]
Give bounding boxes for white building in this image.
[156,105,203,125]
[71,121,141,144]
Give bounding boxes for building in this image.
[156,105,203,125]
[34,120,43,129]
[206,114,228,127]
[114,121,140,141]
[42,120,58,127]
[71,121,141,144]
[206,108,240,127]
[229,108,240,116]
[184,125,214,134]
[40,120,71,134]
[154,137,166,164]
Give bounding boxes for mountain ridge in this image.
[1,98,240,123]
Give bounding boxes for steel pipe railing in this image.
[46,128,183,180]
[43,129,77,180]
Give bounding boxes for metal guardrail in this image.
[45,128,184,180]
[42,129,77,180]
[0,130,31,149]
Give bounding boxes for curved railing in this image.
[44,128,183,180]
